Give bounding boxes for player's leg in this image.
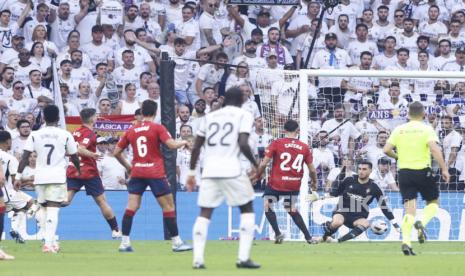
[192,207,214,269]
[286,195,314,243]
[398,169,418,254]
[0,196,14,260]
[262,187,282,242]
[63,178,82,207]
[9,193,34,243]
[415,171,440,243]
[337,218,369,243]
[237,201,260,269]
[10,210,26,243]
[119,178,147,251]
[88,178,120,237]
[41,184,67,253]
[322,213,344,241]
[152,179,192,252]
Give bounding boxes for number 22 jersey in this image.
[117,121,172,179]
[265,137,313,191]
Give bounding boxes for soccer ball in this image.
[370,219,388,235]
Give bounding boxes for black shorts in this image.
[398,168,439,202]
[263,186,299,207]
[127,178,172,198]
[333,211,367,229]
[67,177,105,197]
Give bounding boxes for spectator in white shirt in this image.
[441,115,462,168]
[97,98,112,116]
[6,81,36,114]
[112,49,143,89]
[4,109,20,139]
[195,52,228,97]
[30,42,53,83]
[98,137,127,190]
[25,70,52,99]
[313,130,337,190]
[370,157,398,191]
[11,119,31,159]
[81,25,115,73]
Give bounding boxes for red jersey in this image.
[67,125,99,179]
[265,138,313,191]
[117,121,171,179]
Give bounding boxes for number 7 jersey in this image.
[197,106,254,178]
[265,137,313,191]
[117,121,172,178]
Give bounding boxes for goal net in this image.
[255,68,465,242]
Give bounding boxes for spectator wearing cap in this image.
[370,157,398,191]
[97,137,127,190]
[311,32,352,105]
[22,3,49,45]
[257,27,294,69]
[96,136,109,155]
[251,28,264,45]
[286,2,328,58]
[328,14,355,49]
[114,30,156,73]
[199,0,222,47]
[173,5,200,51]
[255,7,297,44]
[81,25,115,74]
[0,7,29,54]
[0,34,25,72]
[265,49,279,69]
[48,0,89,50]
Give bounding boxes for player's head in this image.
[0,130,12,150]
[80,108,97,125]
[408,101,425,120]
[357,160,372,180]
[141,100,158,117]
[43,105,60,125]
[283,119,299,136]
[224,87,243,107]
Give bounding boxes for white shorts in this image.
[5,190,32,212]
[198,174,255,208]
[36,184,67,204]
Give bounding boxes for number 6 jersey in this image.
[23,126,78,185]
[197,106,254,178]
[265,137,313,191]
[117,121,172,179]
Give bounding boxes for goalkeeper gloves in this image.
[306,190,320,203]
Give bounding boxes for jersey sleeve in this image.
[387,127,398,146]
[65,132,78,155]
[196,116,207,137]
[158,124,172,143]
[374,185,395,220]
[117,130,130,150]
[426,126,439,144]
[9,156,18,175]
[78,129,94,149]
[330,176,349,197]
[239,111,254,134]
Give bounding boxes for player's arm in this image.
[307,163,318,191]
[256,155,272,180]
[447,147,459,168]
[78,145,100,160]
[164,138,188,150]
[69,153,81,176]
[429,140,450,183]
[375,189,401,232]
[14,150,32,188]
[0,163,4,188]
[113,146,131,174]
[187,135,205,191]
[239,133,258,169]
[383,142,398,160]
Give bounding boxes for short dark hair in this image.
[174,37,186,45]
[43,105,60,124]
[16,119,30,129]
[92,25,104,33]
[141,100,157,117]
[360,51,373,59]
[409,101,425,118]
[60,59,72,67]
[358,160,373,169]
[95,62,107,70]
[80,108,97,124]
[356,23,368,31]
[122,49,134,56]
[135,108,141,116]
[224,87,243,106]
[0,130,11,143]
[397,47,410,56]
[284,120,299,132]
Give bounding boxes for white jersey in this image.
[23,126,78,185]
[197,106,254,178]
[0,149,18,193]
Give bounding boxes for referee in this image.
[384,102,450,256]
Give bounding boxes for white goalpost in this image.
[240,68,465,242]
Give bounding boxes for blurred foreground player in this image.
[16,105,80,253]
[187,87,260,269]
[114,100,192,252]
[384,102,450,255]
[321,161,400,243]
[257,119,319,244]
[0,164,14,260]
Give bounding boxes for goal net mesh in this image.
[255,68,465,241]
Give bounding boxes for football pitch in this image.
[1,241,464,276]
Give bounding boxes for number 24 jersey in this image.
[265,137,313,191]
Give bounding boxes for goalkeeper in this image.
[321,160,400,243]
[383,102,450,255]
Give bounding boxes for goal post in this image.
[253,67,465,241]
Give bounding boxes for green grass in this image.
[1,241,464,276]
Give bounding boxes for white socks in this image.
[238,213,255,262]
[36,207,46,240]
[192,216,210,264]
[121,235,131,246]
[16,212,27,238]
[172,235,183,247]
[44,207,59,247]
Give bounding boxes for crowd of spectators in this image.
[0,0,464,192]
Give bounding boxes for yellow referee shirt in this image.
[387,120,439,170]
